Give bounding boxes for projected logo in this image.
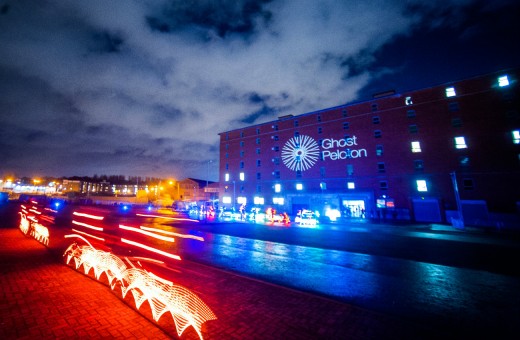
[281,135,320,171]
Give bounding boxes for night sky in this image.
[1,0,519,181]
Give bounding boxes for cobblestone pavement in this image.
[1,225,457,340]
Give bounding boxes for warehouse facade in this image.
[218,69,519,227]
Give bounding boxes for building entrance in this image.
[342,199,366,218]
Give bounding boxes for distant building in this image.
[218,69,520,227]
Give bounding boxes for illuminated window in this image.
[225,173,229,181]
[239,172,245,181]
[274,183,281,193]
[347,182,355,189]
[254,197,264,205]
[405,96,413,105]
[320,182,327,190]
[237,196,247,204]
[376,145,383,156]
[273,197,285,205]
[416,180,428,192]
[296,183,303,190]
[446,87,456,97]
[411,141,422,153]
[222,196,231,204]
[512,130,520,144]
[498,75,510,87]
[454,136,467,149]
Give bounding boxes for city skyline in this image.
[1,1,519,180]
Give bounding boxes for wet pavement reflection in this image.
[166,225,520,330]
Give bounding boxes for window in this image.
[256,148,261,154]
[416,180,428,192]
[318,127,322,134]
[240,131,244,137]
[256,138,261,145]
[411,141,421,153]
[347,164,354,176]
[347,182,355,189]
[272,135,279,141]
[405,96,413,105]
[225,163,229,170]
[498,75,510,87]
[414,160,424,171]
[320,167,326,177]
[296,170,302,178]
[240,150,244,157]
[407,109,416,118]
[254,196,264,204]
[256,160,261,167]
[380,181,388,189]
[225,153,229,158]
[272,146,279,151]
[240,161,244,169]
[513,130,520,144]
[451,118,462,128]
[374,130,382,138]
[294,131,300,137]
[273,170,280,179]
[449,102,459,112]
[256,172,261,180]
[272,157,280,165]
[256,128,260,135]
[222,196,231,204]
[256,185,262,193]
[273,197,284,205]
[239,172,245,181]
[343,122,350,129]
[409,124,418,133]
[320,182,327,190]
[446,86,456,97]
[294,120,299,127]
[296,183,303,190]
[459,156,470,167]
[225,173,229,182]
[372,116,380,124]
[317,115,321,122]
[273,124,278,131]
[372,103,378,111]
[463,178,474,190]
[274,183,281,192]
[225,144,229,150]
[240,141,244,147]
[454,136,467,149]
[377,162,386,173]
[342,109,348,117]
[376,144,383,156]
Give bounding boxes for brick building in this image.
[218,69,519,227]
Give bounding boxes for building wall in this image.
[218,69,519,225]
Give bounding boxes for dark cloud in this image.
[147,0,273,39]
